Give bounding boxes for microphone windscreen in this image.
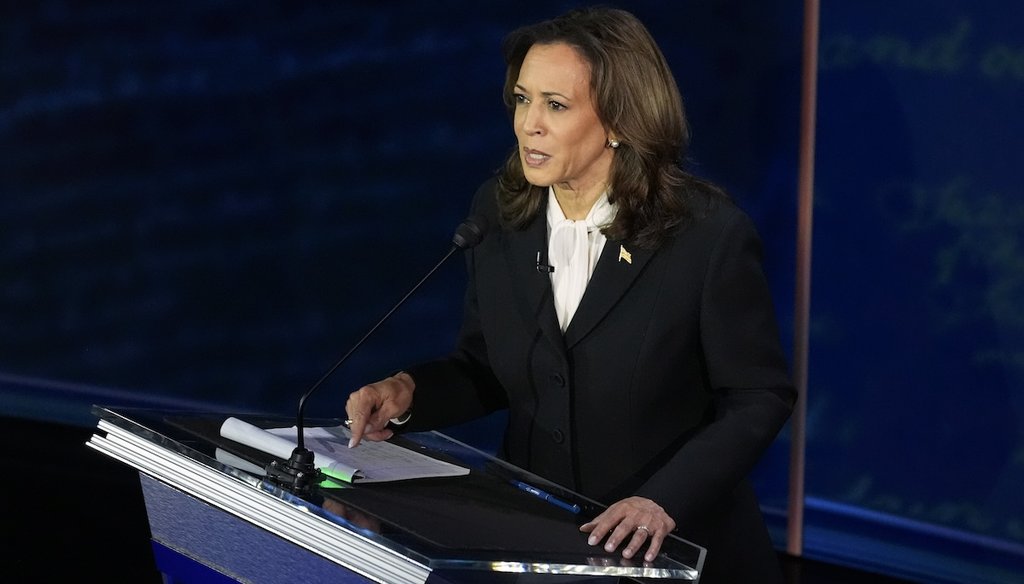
[452,214,489,249]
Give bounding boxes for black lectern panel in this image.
[166,413,599,554]
[87,406,705,583]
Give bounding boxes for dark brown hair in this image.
[496,7,724,248]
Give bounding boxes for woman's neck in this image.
[552,182,606,220]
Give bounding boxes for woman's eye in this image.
[514,93,530,104]
[548,100,566,111]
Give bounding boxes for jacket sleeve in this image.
[636,208,796,524]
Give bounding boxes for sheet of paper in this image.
[220,416,359,482]
[219,416,468,484]
[268,425,469,484]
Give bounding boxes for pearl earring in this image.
[608,139,620,149]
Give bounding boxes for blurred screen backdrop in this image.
[1,2,1020,582]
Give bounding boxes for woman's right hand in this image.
[345,371,414,448]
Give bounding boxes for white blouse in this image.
[546,187,617,332]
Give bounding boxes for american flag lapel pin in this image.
[618,245,632,264]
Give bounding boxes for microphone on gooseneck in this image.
[265,214,489,496]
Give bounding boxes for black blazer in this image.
[407,177,796,582]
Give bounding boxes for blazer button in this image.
[550,372,566,387]
[551,429,565,444]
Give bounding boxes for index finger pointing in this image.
[345,393,375,448]
[348,408,375,448]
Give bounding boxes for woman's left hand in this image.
[579,496,676,562]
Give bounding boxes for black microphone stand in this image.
[265,216,487,497]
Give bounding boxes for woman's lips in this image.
[523,147,550,167]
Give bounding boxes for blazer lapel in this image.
[564,239,656,349]
[503,213,566,357]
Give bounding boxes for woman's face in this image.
[513,42,614,199]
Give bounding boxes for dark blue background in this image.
[2,2,1020,582]
[0,1,800,419]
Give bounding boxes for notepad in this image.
[219,416,469,484]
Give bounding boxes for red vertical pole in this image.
[786,0,820,557]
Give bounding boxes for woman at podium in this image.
[344,7,796,583]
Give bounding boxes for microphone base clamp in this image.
[265,447,321,498]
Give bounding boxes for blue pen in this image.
[512,480,581,514]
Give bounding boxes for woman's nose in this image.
[519,104,544,136]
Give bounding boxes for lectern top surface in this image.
[91,405,705,580]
